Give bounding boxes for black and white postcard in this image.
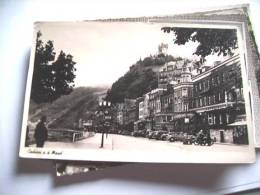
[19,20,255,163]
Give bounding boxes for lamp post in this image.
[184,116,189,133]
[96,100,111,148]
[148,107,154,131]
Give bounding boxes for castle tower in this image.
[158,43,168,55]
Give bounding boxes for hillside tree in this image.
[31,31,76,103]
[161,27,238,63]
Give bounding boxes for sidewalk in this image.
[30,133,113,150]
[81,133,113,150]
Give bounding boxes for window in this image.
[228,92,233,101]
[202,97,204,106]
[212,78,215,86]
[199,82,202,90]
[219,114,223,124]
[182,88,188,97]
[204,96,207,106]
[216,76,220,85]
[220,74,223,83]
[208,113,213,125]
[226,114,230,124]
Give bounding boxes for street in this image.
[38,133,249,153]
[111,134,249,152]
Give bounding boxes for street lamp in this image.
[96,100,111,148]
[148,107,154,131]
[184,117,189,133]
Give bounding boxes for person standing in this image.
[34,115,48,147]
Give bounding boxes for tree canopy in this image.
[161,27,238,59]
[106,69,158,103]
[31,31,76,103]
[106,54,185,103]
[138,53,181,67]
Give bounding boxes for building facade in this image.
[123,99,137,131]
[170,65,194,133]
[189,54,247,144]
[150,84,174,131]
[111,54,248,144]
[116,103,124,126]
[158,61,183,88]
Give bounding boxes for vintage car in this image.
[145,129,152,138]
[160,132,170,141]
[168,132,186,142]
[182,134,196,145]
[148,131,157,139]
[155,130,168,140]
[132,130,146,137]
[167,132,177,142]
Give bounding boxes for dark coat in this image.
[34,121,48,142]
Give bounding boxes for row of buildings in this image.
[113,54,248,144]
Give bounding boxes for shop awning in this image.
[173,112,195,119]
[227,121,247,126]
[134,119,146,124]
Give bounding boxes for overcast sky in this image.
[35,22,231,87]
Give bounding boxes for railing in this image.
[25,126,96,146]
[48,129,95,142]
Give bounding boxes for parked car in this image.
[166,132,175,142]
[139,130,147,137]
[121,130,132,136]
[160,132,169,141]
[145,130,152,138]
[132,130,146,137]
[168,132,185,142]
[151,130,163,139]
[148,131,157,139]
[168,135,177,142]
[167,132,177,142]
[176,133,186,142]
[155,130,168,140]
[132,131,139,137]
[182,134,196,145]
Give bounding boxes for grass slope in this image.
[28,87,107,129]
